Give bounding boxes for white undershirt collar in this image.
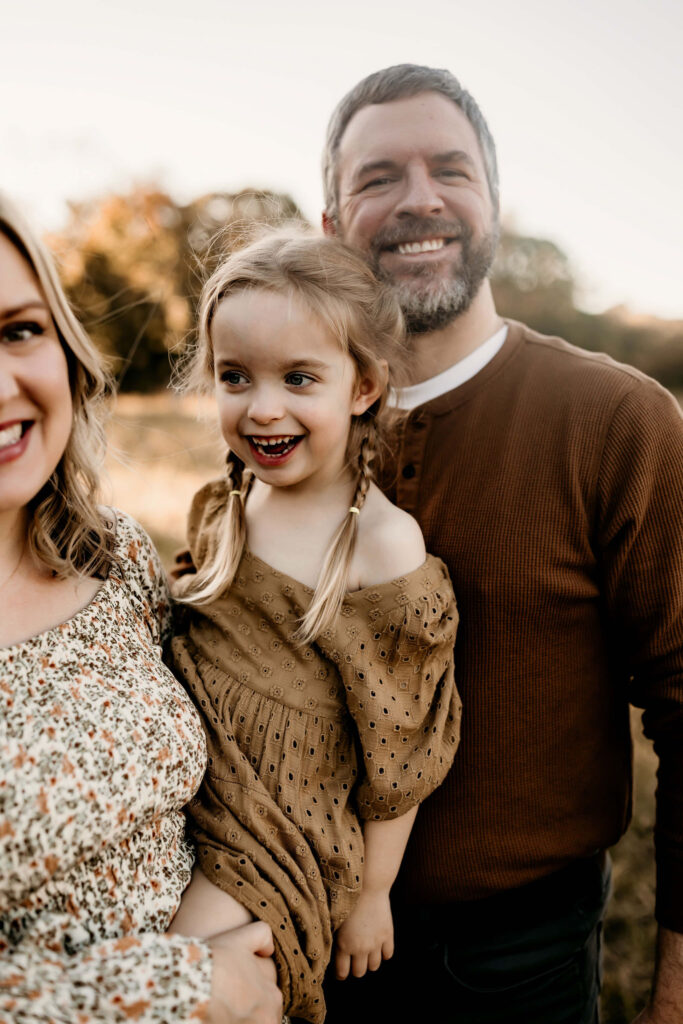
[390,324,508,411]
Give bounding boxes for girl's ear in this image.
[351,360,388,416]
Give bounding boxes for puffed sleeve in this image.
[325,555,461,821]
[113,511,173,648]
[0,931,212,1023]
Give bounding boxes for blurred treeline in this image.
[48,187,683,392]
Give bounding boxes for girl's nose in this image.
[247,385,285,424]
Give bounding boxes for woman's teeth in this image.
[0,423,23,450]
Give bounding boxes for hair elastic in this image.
[349,506,360,515]
[229,490,241,497]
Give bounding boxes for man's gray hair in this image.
[323,64,499,223]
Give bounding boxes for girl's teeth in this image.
[0,424,22,449]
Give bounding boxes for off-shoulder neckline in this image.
[242,545,443,599]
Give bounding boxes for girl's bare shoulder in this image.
[353,483,427,588]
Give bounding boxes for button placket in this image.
[396,414,429,513]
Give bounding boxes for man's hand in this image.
[204,921,282,1024]
[334,889,394,980]
[631,927,683,1024]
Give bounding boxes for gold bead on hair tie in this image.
[349,506,360,515]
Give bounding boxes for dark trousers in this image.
[321,852,611,1024]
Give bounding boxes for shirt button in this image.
[402,464,416,479]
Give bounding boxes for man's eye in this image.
[438,168,467,179]
[286,372,314,387]
[2,321,44,343]
[221,370,248,386]
[361,177,393,190]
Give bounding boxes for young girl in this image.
[169,231,461,1022]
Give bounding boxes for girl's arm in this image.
[333,805,419,980]
[169,866,254,939]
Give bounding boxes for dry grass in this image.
[105,393,661,1019]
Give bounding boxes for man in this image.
[320,65,683,1023]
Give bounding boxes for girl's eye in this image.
[286,372,314,388]
[221,369,248,386]
[2,321,44,343]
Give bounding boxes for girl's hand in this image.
[205,922,282,1024]
[333,889,394,980]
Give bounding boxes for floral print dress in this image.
[0,512,211,1023]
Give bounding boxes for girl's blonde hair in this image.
[0,194,115,578]
[176,229,407,643]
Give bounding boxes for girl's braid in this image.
[351,418,379,513]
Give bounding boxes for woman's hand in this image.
[204,921,282,1024]
[333,889,394,980]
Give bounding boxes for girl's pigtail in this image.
[294,418,379,646]
[178,449,248,606]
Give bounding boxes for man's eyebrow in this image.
[0,300,48,320]
[352,159,400,182]
[431,150,477,168]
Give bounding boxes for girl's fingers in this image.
[351,953,369,978]
[367,948,382,972]
[382,938,394,961]
[335,950,351,980]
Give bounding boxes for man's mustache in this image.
[369,217,471,254]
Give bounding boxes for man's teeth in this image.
[0,424,22,449]
[397,238,446,255]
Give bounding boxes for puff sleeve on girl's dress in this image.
[318,553,462,822]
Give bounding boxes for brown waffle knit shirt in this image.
[383,320,683,932]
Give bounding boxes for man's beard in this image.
[369,216,499,335]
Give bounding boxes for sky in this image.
[3,0,682,318]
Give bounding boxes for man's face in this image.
[328,91,498,333]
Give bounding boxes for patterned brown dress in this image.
[0,512,211,1023]
[172,481,462,1023]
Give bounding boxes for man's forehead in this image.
[337,91,484,181]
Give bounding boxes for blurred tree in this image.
[49,187,307,391]
[48,200,682,392]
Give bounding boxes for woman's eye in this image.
[2,321,44,343]
[286,372,314,387]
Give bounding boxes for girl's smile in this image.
[211,288,379,493]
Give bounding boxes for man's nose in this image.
[247,384,285,424]
[395,167,445,219]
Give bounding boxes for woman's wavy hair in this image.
[176,228,408,643]
[0,194,115,578]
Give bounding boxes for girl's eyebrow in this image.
[279,358,330,372]
[0,300,48,321]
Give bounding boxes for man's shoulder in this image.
[510,319,671,405]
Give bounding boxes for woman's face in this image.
[0,232,73,518]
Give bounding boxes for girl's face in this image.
[0,232,73,518]
[211,287,381,494]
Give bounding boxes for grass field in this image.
[105,393,662,1021]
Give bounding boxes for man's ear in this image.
[322,211,337,237]
[351,361,388,416]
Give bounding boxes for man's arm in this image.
[595,381,683,1019]
[634,928,683,1023]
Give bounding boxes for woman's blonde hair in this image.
[0,194,115,578]
[176,229,408,643]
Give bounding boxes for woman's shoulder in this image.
[353,484,426,588]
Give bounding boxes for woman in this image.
[0,195,281,1024]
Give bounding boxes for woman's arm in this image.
[0,923,281,1024]
[333,805,419,980]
